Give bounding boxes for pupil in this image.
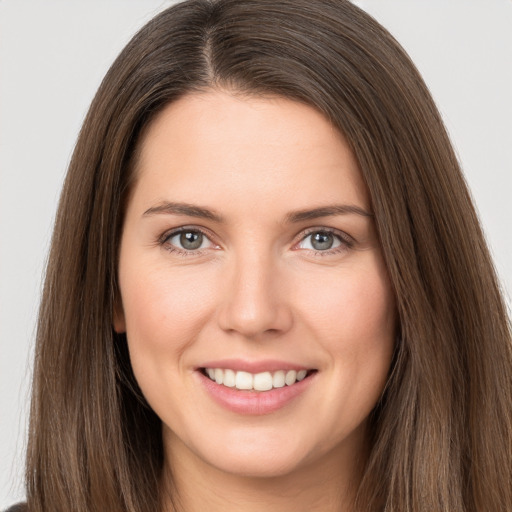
[180,231,202,250]
[312,232,333,250]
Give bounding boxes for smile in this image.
[197,360,318,414]
[203,368,311,391]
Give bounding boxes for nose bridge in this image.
[217,243,292,337]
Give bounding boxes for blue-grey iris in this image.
[180,231,203,250]
[311,232,334,250]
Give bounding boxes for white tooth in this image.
[223,369,236,387]
[285,370,297,386]
[214,368,224,384]
[272,370,285,388]
[253,372,273,391]
[206,368,215,380]
[296,370,307,381]
[235,371,253,390]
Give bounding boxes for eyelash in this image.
[297,227,354,256]
[158,226,216,257]
[158,226,354,257]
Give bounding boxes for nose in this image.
[216,251,293,339]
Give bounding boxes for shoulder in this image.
[3,504,27,512]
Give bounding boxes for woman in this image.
[16,0,512,510]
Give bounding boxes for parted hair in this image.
[26,1,512,511]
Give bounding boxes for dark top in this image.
[4,504,26,512]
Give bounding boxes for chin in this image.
[207,450,307,479]
[166,421,319,479]
[204,457,311,481]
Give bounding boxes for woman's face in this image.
[115,91,396,479]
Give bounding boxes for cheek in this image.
[342,277,395,347]
[296,260,396,349]
[295,256,396,407]
[117,259,221,417]
[118,258,218,364]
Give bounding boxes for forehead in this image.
[131,90,370,214]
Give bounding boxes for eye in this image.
[162,228,215,253]
[296,229,351,253]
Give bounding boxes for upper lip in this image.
[197,359,313,374]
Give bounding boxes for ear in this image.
[113,297,126,333]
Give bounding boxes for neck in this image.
[160,430,367,512]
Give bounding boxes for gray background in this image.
[1,0,511,507]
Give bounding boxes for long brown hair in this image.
[26,1,512,510]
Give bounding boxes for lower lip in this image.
[197,371,315,415]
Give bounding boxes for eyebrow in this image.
[143,201,373,223]
[284,204,373,223]
[143,202,224,222]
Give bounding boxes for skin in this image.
[115,90,396,512]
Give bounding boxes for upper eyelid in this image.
[295,226,354,244]
[160,225,215,243]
